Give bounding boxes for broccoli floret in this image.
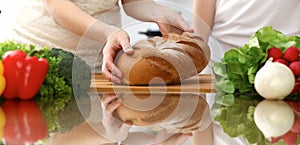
[49,48,74,86]
[49,48,92,96]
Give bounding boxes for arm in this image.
[121,0,157,22]
[43,0,118,42]
[193,0,216,29]
[121,0,193,34]
[192,0,216,42]
[43,0,132,83]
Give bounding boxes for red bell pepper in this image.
[1,100,48,145]
[2,50,49,100]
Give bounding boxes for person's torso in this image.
[10,0,120,51]
[211,0,300,61]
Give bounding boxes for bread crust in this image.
[115,32,210,85]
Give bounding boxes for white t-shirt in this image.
[210,0,300,62]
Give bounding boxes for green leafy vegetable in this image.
[213,26,300,95]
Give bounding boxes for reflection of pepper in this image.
[2,50,49,99]
[2,100,48,145]
[0,107,6,140]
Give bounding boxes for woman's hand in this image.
[101,94,131,142]
[101,29,133,84]
[155,8,194,35]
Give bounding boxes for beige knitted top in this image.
[10,0,120,71]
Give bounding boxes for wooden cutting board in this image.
[91,74,215,93]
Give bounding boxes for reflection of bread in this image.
[115,32,210,85]
[114,93,209,133]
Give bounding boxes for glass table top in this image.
[0,90,299,145]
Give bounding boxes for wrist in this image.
[84,21,120,43]
[103,25,120,41]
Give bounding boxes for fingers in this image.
[102,42,123,83]
[123,46,134,54]
[119,39,133,54]
[102,66,122,84]
[156,9,194,34]
[102,29,134,83]
[157,21,193,35]
[157,22,180,35]
[101,94,122,114]
[106,99,122,114]
[176,17,194,33]
[169,10,194,33]
[101,94,118,107]
[102,56,123,84]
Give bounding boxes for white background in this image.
[0,0,29,41]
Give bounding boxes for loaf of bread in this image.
[113,93,209,133]
[115,32,210,85]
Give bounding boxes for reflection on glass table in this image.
[83,92,213,145]
[0,90,299,145]
[0,91,214,145]
[111,93,211,144]
[114,93,209,132]
[0,100,48,145]
[0,92,91,145]
[213,92,300,145]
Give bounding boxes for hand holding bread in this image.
[154,7,194,35]
[101,29,133,84]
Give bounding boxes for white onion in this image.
[254,59,295,100]
[254,100,294,138]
